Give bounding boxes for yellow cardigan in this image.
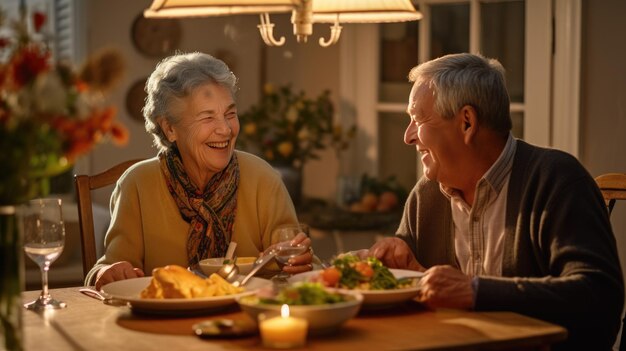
[85,151,297,285]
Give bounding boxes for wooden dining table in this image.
[21,287,567,350]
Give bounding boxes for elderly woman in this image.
[86,52,313,289]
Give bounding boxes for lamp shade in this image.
[312,0,422,23]
[144,0,297,18]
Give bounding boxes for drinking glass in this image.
[21,198,67,311]
[270,223,310,283]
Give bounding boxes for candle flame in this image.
[280,304,290,318]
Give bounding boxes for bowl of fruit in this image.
[300,175,408,230]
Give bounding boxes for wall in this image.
[580,0,626,346]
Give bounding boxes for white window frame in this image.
[552,0,581,157]
[339,0,582,178]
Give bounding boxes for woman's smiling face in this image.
[163,82,239,190]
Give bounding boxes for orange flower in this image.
[66,140,94,163]
[97,107,116,132]
[74,80,88,93]
[110,123,129,146]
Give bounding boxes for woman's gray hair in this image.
[408,53,512,134]
[143,52,238,152]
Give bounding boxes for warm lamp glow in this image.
[313,0,422,23]
[144,0,297,17]
[312,0,421,46]
[144,0,422,47]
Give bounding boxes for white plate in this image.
[101,276,271,315]
[289,269,423,308]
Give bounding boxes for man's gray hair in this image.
[408,53,512,134]
[143,52,238,152]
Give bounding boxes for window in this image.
[339,0,579,192]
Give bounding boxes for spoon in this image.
[225,241,237,261]
[217,255,240,283]
[79,288,128,307]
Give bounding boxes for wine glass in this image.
[21,198,67,311]
[270,223,310,284]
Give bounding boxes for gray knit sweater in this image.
[397,140,624,350]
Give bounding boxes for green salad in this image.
[320,255,415,290]
[260,282,346,305]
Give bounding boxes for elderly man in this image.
[369,53,624,350]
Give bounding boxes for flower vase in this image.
[0,206,23,351]
[273,165,303,208]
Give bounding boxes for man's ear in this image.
[459,105,478,144]
[159,118,176,143]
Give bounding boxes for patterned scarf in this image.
[159,146,239,268]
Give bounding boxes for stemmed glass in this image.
[270,223,310,284]
[21,198,67,311]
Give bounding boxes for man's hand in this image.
[95,261,145,290]
[417,265,475,310]
[368,237,425,271]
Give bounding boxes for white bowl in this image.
[199,257,256,276]
[237,290,363,335]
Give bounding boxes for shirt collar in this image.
[482,133,516,194]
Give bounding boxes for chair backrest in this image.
[595,173,626,350]
[74,159,143,279]
[595,173,626,216]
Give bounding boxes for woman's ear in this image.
[159,118,176,142]
[460,105,478,144]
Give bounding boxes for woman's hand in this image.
[283,232,314,274]
[95,261,145,290]
[262,232,314,274]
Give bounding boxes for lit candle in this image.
[259,304,308,348]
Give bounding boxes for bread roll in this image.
[140,264,243,299]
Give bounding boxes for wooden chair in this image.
[595,173,626,216]
[594,172,626,350]
[74,159,143,279]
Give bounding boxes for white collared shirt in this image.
[441,134,517,277]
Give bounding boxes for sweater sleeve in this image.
[396,183,419,254]
[84,168,146,285]
[396,177,456,268]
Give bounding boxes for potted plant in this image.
[237,84,355,205]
